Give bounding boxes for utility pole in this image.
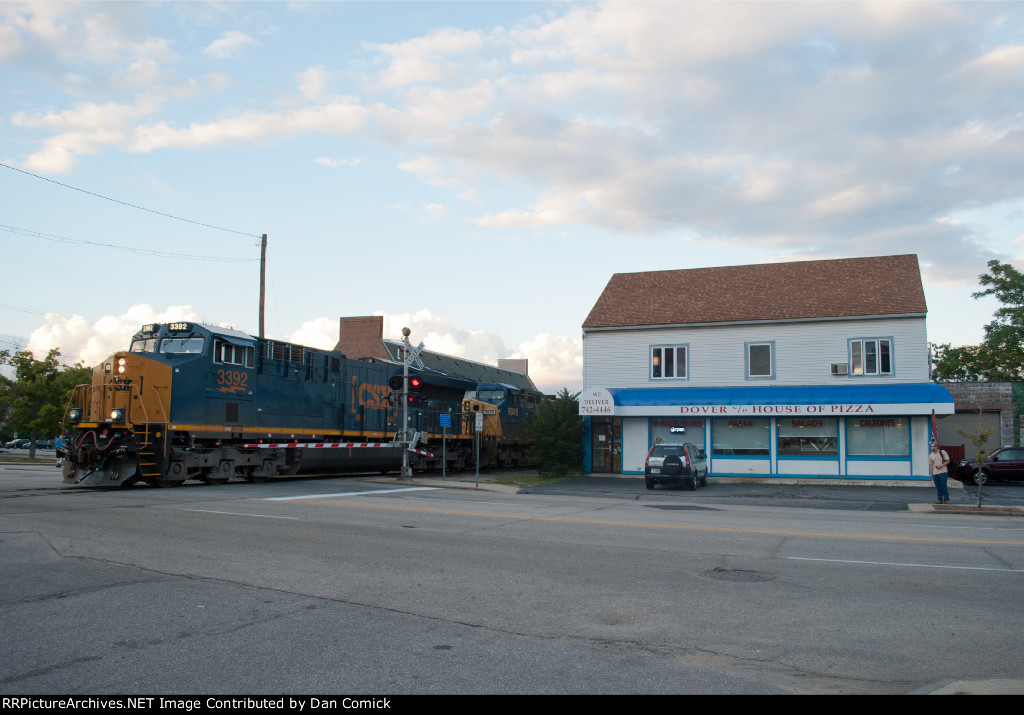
[258,233,267,339]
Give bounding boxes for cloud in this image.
[203,30,258,60]
[7,1,1024,286]
[315,156,364,168]
[296,65,332,100]
[26,305,206,367]
[24,304,585,395]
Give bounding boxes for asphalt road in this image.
[1,465,1022,695]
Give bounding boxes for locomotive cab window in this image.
[215,340,255,368]
[159,337,205,354]
[130,338,157,353]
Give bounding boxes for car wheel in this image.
[973,470,989,486]
[700,472,708,487]
[689,474,698,491]
[645,477,654,490]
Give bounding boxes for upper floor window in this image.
[651,345,688,380]
[746,341,774,379]
[850,338,892,376]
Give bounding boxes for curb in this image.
[908,503,1024,517]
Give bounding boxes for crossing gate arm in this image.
[241,442,434,457]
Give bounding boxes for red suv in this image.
[956,447,1024,485]
[644,442,708,490]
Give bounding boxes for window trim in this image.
[744,341,775,380]
[649,344,689,381]
[848,337,894,377]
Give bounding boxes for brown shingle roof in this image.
[582,254,927,329]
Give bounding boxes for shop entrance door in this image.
[591,417,621,473]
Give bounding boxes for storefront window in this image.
[651,418,704,447]
[846,417,910,457]
[776,418,838,457]
[711,418,770,456]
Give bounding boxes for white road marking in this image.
[182,509,299,520]
[787,556,1023,573]
[265,486,437,501]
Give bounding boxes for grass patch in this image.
[0,453,53,464]
[494,473,577,487]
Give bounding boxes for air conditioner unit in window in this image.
[830,363,849,376]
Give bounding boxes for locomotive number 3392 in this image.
[216,369,248,388]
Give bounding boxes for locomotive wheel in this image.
[242,467,270,483]
[149,477,181,488]
[202,475,229,486]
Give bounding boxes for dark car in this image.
[35,440,51,449]
[644,442,708,490]
[956,447,1024,485]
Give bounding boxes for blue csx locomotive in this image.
[61,322,539,487]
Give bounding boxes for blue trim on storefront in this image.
[604,382,953,408]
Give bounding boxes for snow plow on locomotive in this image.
[61,322,538,487]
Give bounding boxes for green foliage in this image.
[932,260,1024,382]
[0,348,91,455]
[954,422,997,507]
[525,388,584,477]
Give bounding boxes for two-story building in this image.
[580,254,955,481]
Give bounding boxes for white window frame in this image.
[650,345,689,381]
[745,341,775,380]
[849,338,893,376]
[214,340,255,368]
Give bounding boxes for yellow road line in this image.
[292,499,1024,546]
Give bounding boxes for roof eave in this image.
[582,312,927,333]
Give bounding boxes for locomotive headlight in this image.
[68,408,82,423]
[117,357,127,374]
[110,408,126,422]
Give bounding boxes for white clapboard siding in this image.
[583,316,927,389]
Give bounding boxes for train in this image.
[60,321,542,487]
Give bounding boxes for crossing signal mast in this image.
[397,328,426,480]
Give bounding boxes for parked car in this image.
[35,440,51,450]
[9,439,31,449]
[956,447,1024,485]
[644,442,708,490]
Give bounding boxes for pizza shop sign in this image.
[580,389,941,417]
[677,404,878,415]
[579,388,615,415]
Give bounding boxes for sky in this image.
[2,0,1023,393]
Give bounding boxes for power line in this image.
[1,163,262,239]
[0,224,258,263]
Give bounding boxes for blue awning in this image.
[580,383,953,417]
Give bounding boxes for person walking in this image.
[929,442,950,504]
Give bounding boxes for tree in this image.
[525,388,584,477]
[0,349,91,458]
[932,260,1024,382]
[954,422,997,508]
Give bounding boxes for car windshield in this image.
[652,445,685,457]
